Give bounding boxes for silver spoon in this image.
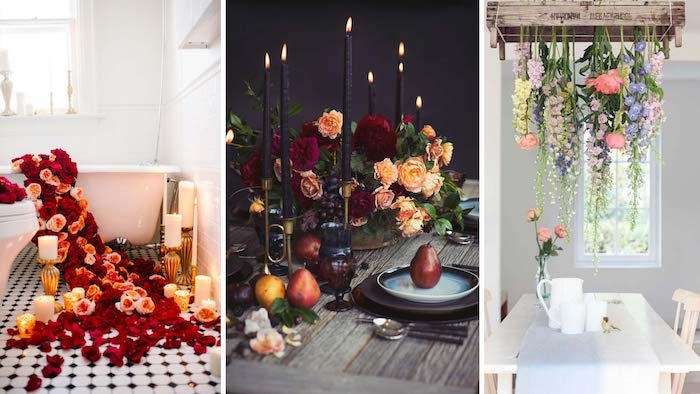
[373,325,465,345]
[359,317,469,337]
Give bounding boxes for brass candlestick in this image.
[191,264,198,295]
[262,177,285,274]
[66,70,77,114]
[160,224,166,259]
[283,217,295,277]
[176,227,193,286]
[38,257,62,296]
[341,181,353,227]
[163,245,182,283]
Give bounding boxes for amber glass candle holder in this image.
[16,314,36,338]
[63,292,79,313]
[174,290,190,312]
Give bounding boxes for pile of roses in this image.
[8,149,219,392]
[0,176,27,203]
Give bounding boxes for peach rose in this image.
[421,171,444,198]
[31,155,41,164]
[112,281,134,291]
[58,240,70,250]
[117,294,136,315]
[73,298,95,316]
[124,289,142,300]
[195,306,219,323]
[56,184,71,194]
[39,168,53,182]
[397,157,427,193]
[26,183,41,200]
[76,237,87,248]
[586,69,625,95]
[84,254,96,265]
[299,172,323,200]
[526,208,540,222]
[555,225,568,239]
[105,252,121,265]
[250,329,286,355]
[605,133,626,149]
[439,142,454,166]
[135,297,155,315]
[70,187,84,201]
[10,159,23,173]
[426,138,444,161]
[133,287,147,298]
[68,221,81,235]
[84,244,96,255]
[350,216,368,227]
[399,210,425,237]
[49,154,56,162]
[57,232,68,242]
[373,186,395,210]
[391,196,418,221]
[419,207,431,221]
[373,158,399,186]
[47,214,67,232]
[317,110,343,139]
[47,176,61,187]
[249,198,265,214]
[103,262,115,273]
[538,227,552,242]
[421,125,436,140]
[78,199,89,213]
[86,284,102,300]
[57,248,68,262]
[518,133,539,150]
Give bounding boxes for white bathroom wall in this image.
[158,0,221,302]
[0,0,163,165]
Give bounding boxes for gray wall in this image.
[500,61,700,324]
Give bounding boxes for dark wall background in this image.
[227,0,479,199]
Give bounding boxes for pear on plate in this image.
[409,243,442,288]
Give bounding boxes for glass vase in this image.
[535,255,551,299]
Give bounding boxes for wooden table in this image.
[484,293,700,394]
[227,230,479,394]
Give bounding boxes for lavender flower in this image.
[635,40,646,52]
[624,96,635,106]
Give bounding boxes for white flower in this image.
[244,308,272,335]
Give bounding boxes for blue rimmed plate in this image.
[377,265,479,304]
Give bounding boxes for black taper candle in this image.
[280,44,292,219]
[415,95,422,131]
[342,17,353,182]
[368,71,375,116]
[395,42,404,127]
[262,53,271,179]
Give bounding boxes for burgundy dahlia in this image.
[352,114,397,162]
[290,136,320,172]
[349,190,375,219]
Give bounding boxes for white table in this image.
[484,293,700,394]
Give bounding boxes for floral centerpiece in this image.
[8,149,219,391]
[526,207,567,298]
[230,89,467,244]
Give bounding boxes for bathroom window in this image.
[575,144,661,268]
[0,0,77,113]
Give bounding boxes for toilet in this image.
[0,200,38,301]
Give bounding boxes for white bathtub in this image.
[0,164,180,245]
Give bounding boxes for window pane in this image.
[617,208,649,254]
[0,0,73,19]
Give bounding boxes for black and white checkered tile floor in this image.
[0,246,221,394]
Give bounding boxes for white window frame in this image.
[575,137,662,269]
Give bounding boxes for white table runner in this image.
[515,303,660,394]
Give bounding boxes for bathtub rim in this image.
[0,164,181,175]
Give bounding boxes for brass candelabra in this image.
[283,217,295,276]
[176,227,193,286]
[163,245,182,283]
[341,181,353,227]
[262,177,286,274]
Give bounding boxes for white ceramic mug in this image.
[561,301,586,334]
[585,300,608,332]
[537,278,584,329]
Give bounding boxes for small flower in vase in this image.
[527,207,568,297]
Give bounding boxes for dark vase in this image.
[318,222,356,312]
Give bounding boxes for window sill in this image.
[576,259,661,269]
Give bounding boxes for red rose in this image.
[240,150,262,188]
[39,202,58,220]
[403,114,415,125]
[26,374,42,391]
[0,176,26,203]
[302,121,340,152]
[290,136,320,172]
[352,114,397,162]
[349,190,375,219]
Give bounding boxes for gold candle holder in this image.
[341,181,353,227]
[38,257,62,296]
[63,292,79,313]
[191,264,198,295]
[16,314,36,338]
[173,290,190,312]
[283,217,295,277]
[176,227,193,286]
[262,177,286,272]
[163,245,182,283]
[66,70,77,114]
[160,224,167,259]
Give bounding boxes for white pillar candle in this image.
[0,49,9,71]
[25,104,34,116]
[201,298,216,311]
[34,295,54,323]
[560,302,586,335]
[192,197,198,267]
[37,235,58,260]
[585,301,608,332]
[162,173,168,219]
[71,287,85,300]
[15,92,25,115]
[164,283,178,298]
[194,275,211,305]
[178,181,195,228]
[209,346,221,378]
[163,214,182,247]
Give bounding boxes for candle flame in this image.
[368,71,374,83]
[398,42,405,57]
[226,129,233,144]
[399,62,403,73]
[346,17,352,33]
[265,53,270,69]
[281,44,287,62]
[416,96,422,109]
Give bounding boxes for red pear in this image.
[410,243,442,288]
[287,268,321,308]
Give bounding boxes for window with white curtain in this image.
[0,0,77,113]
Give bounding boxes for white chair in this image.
[485,288,497,394]
[670,289,700,394]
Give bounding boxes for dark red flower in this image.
[349,190,375,218]
[26,374,42,391]
[240,150,262,188]
[81,345,101,363]
[302,121,340,152]
[352,114,397,162]
[0,176,26,204]
[403,114,415,125]
[290,136,320,172]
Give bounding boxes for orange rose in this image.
[31,155,41,164]
[58,240,70,249]
[26,183,41,200]
[421,171,444,198]
[48,154,56,162]
[106,252,121,264]
[398,210,424,237]
[350,216,368,227]
[249,198,265,214]
[299,171,323,200]
[373,186,395,210]
[317,110,343,139]
[103,262,115,273]
[78,199,89,213]
[373,158,398,187]
[84,243,96,255]
[47,214,67,232]
[195,307,219,323]
[57,248,68,262]
[397,157,427,193]
[56,183,71,194]
[70,187,84,201]
[112,281,134,291]
[133,287,147,298]
[390,196,417,221]
[135,297,155,315]
[86,284,102,300]
[426,138,444,161]
[421,125,436,140]
[439,142,454,166]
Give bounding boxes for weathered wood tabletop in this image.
[226,227,479,394]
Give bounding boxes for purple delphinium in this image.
[635,40,646,52]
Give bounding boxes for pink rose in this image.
[373,186,395,210]
[586,69,625,95]
[526,208,540,222]
[250,329,286,355]
[538,227,552,242]
[73,298,95,316]
[555,225,568,239]
[605,133,626,149]
[518,134,539,150]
